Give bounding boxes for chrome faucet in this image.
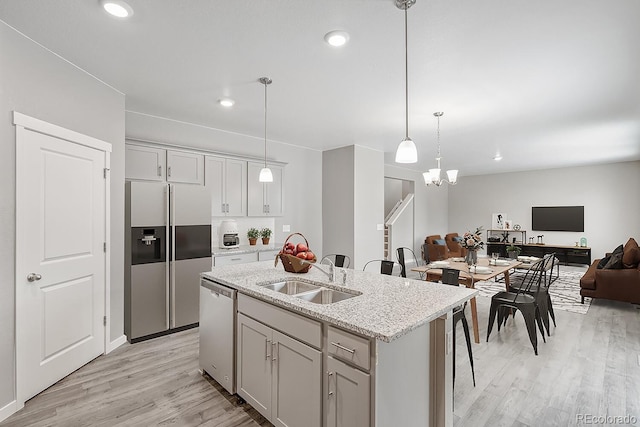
[301,258,335,282]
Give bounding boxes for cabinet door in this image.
[213,252,258,266]
[205,156,226,216]
[125,145,166,181]
[167,150,204,184]
[326,357,370,427]
[247,162,266,216]
[225,159,247,216]
[272,331,322,427]
[237,314,272,420]
[265,165,283,217]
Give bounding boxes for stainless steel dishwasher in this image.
[199,277,236,394]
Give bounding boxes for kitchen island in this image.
[202,261,476,427]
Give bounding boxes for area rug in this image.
[474,269,591,315]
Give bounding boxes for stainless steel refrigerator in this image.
[125,181,211,343]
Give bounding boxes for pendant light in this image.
[258,77,273,182]
[423,112,459,186]
[394,0,417,164]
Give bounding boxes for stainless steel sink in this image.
[294,288,358,304]
[261,280,320,295]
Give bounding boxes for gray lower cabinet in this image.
[237,313,322,427]
[326,356,370,427]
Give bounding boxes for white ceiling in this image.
[1,0,639,176]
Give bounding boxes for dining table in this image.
[412,257,523,343]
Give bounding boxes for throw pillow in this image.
[597,256,610,269]
[434,239,446,246]
[603,244,624,269]
[622,238,640,268]
[453,236,464,243]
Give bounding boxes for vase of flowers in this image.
[461,226,484,266]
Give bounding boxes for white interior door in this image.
[15,117,108,404]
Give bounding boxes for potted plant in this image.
[260,227,272,245]
[247,227,260,245]
[506,244,522,259]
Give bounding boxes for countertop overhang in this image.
[202,261,477,343]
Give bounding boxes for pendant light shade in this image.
[259,167,273,182]
[395,138,418,163]
[258,77,273,183]
[394,0,418,164]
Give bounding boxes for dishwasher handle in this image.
[200,279,236,299]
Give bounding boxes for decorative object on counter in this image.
[247,227,260,245]
[537,235,544,244]
[260,227,272,245]
[394,0,418,164]
[580,237,587,247]
[513,223,521,231]
[504,219,512,230]
[258,77,274,182]
[275,232,316,273]
[492,213,506,230]
[501,231,510,243]
[423,112,459,186]
[461,226,484,267]
[506,244,522,259]
[529,237,535,244]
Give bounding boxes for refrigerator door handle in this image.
[165,184,171,331]
[170,184,176,329]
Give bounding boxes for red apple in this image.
[296,252,307,259]
[305,251,315,260]
[296,243,309,253]
[284,248,294,255]
[286,242,295,250]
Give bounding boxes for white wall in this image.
[448,161,640,259]
[0,20,125,413]
[126,111,323,256]
[354,146,384,269]
[322,146,355,263]
[384,177,403,217]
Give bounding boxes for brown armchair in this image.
[425,235,449,261]
[445,233,468,258]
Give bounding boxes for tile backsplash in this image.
[212,217,276,249]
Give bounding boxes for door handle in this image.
[167,166,172,177]
[27,273,42,282]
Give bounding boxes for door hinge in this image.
[103,242,107,252]
[103,316,107,326]
[103,168,110,179]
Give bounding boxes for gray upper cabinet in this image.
[166,150,204,185]
[125,144,166,182]
[205,156,247,216]
[247,162,283,217]
[126,144,204,185]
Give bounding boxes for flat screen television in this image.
[531,206,584,232]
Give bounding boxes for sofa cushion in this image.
[603,244,624,269]
[622,238,640,268]
[453,236,464,243]
[434,239,446,246]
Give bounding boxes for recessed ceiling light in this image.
[324,30,350,47]
[218,98,235,108]
[493,154,503,161]
[100,0,133,18]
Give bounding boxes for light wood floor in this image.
[3,268,639,427]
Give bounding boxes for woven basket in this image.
[275,232,316,273]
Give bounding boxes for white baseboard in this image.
[0,399,19,423]
[106,334,127,354]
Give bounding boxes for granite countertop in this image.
[202,261,477,343]
[212,244,284,256]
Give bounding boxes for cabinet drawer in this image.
[238,294,321,349]
[258,250,280,261]
[214,252,258,266]
[327,326,371,371]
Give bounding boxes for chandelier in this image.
[423,112,459,186]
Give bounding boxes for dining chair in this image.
[320,254,351,268]
[363,260,399,276]
[487,258,547,355]
[508,253,557,335]
[396,247,423,278]
[440,268,476,388]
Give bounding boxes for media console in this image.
[486,242,591,266]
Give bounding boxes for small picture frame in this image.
[504,220,512,230]
[492,213,506,229]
